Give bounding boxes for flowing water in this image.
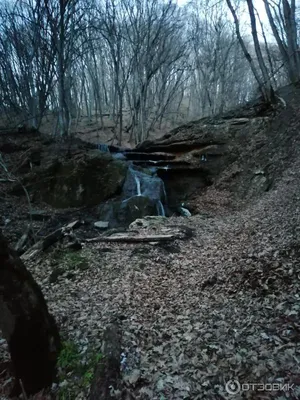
[97,145,169,220]
[98,143,110,152]
[156,200,166,217]
[134,175,142,196]
[122,165,167,216]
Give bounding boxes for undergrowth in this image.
[57,339,102,399]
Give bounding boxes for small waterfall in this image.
[135,175,141,196]
[122,165,167,218]
[162,181,167,203]
[156,200,166,217]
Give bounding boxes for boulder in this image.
[94,221,109,230]
[122,167,166,203]
[13,150,128,208]
[129,216,167,230]
[248,171,271,197]
[118,196,158,225]
[98,196,159,227]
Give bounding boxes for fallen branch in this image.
[85,234,177,243]
[21,220,81,261]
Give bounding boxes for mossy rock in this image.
[14,150,128,208]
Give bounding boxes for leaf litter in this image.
[2,157,296,399]
[2,119,300,398]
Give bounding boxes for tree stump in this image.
[0,230,60,396]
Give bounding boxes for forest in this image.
[1,0,300,399]
[0,0,298,145]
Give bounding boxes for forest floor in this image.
[29,163,300,400]
[1,85,300,399]
[1,159,300,399]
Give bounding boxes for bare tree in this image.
[186,0,255,118]
[45,0,86,138]
[263,0,300,84]
[226,0,274,102]
[1,0,296,145]
[0,0,56,129]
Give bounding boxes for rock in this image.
[131,110,273,206]
[3,218,11,226]
[98,196,159,227]
[158,243,181,254]
[94,221,109,230]
[122,166,166,203]
[97,202,120,228]
[12,150,128,208]
[99,248,114,253]
[49,267,64,283]
[119,196,159,225]
[177,206,192,217]
[248,173,271,197]
[129,216,167,230]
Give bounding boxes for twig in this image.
[0,178,15,182]
[19,379,28,400]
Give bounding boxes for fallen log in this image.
[21,220,81,261]
[85,234,176,243]
[90,321,122,400]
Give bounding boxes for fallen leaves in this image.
[2,159,300,400]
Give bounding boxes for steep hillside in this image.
[134,84,300,216]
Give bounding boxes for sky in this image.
[176,0,271,38]
[176,0,269,23]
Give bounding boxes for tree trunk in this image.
[263,0,300,84]
[226,0,272,102]
[0,230,60,396]
[246,0,274,102]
